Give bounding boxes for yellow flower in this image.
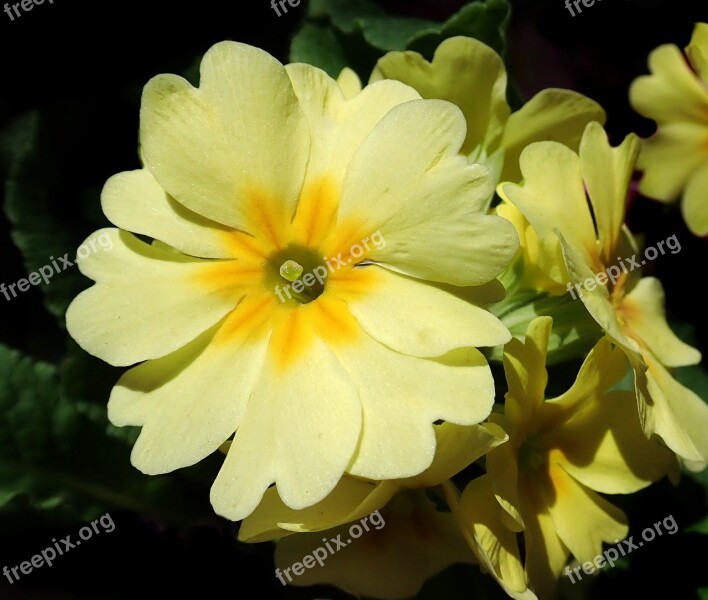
[449,317,675,599]
[498,121,708,465]
[370,36,605,188]
[273,492,471,600]
[630,22,708,236]
[65,41,518,521]
[239,422,507,599]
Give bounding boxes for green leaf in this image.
[292,0,511,79]
[699,587,708,600]
[406,0,510,59]
[307,0,439,52]
[290,22,351,77]
[0,343,213,526]
[687,516,708,535]
[3,112,96,322]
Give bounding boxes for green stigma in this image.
[279,260,304,283]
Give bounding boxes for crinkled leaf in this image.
[406,0,510,58]
[307,0,439,51]
[3,112,96,322]
[0,343,212,524]
[290,22,352,77]
[293,0,511,78]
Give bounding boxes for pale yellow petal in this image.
[503,316,553,426]
[518,476,570,599]
[502,90,606,183]
[336,66,363,99]
[645,356,708,463]
[371,36,510,155]
[579,123,639,263]
[333,338,496,480]
[687,22,708,82]
[499,142,598,282]
[286,63,419,187]
[495,202,567,293]
[557,232,640,355]
[547,391,674,495]
[108,323,269,474]
[140,41,309,229]
[543,463,628,564]
[621,277,701,367]
[101,169,234,259]
[210,337,362,520]
[545,337,628,413]
[487,441,524,531]
[636,121,708,202]
[274,491,474,600]
[336,99,517,286]
[458,475,530,595]
[65,229,241,367]
[683,161,708,236]
[404,422,508,488]
[630,43,708,124]
[343,266,510,358]
[239,477,399,542]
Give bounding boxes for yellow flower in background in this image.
[498,121,708,466]
[630,22,708,236]
[65,41,519,521]
[239,422,506,599]
[369,36,605,189]
[239,422,506,542]
[273,492,471,600]
[449,318,675,599]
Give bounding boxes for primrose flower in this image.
[369,36,605,191]
[239,422,506,598]
[630,22,708,236]
[449,317,675,599]
[65,41,518,521]
[498,121,708,466]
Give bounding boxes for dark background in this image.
[0,0,707,598]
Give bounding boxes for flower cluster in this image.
[66,28,707,600]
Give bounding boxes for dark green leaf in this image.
[0,343,214,526]
[290,22,351,77]
[3,112,93,322]
[687,515,708,535]
[406,0,511,59]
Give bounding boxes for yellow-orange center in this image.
[191,177,383,372]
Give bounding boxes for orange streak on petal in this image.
[321,218,376,263]
[191,259,265,298]
[546,457,569,506]
[213,292,275,347]
[268,307,317,373]
[243,187,290,250]
[291,177,340,247]
[328,265,382,299]
[218,229,273,262]
[309,295,361,348]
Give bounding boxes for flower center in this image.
[268,245,328,306]
[517,435,545,471]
